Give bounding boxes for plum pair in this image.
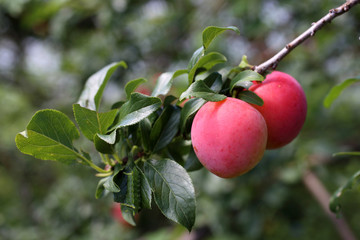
[191,71,307,178]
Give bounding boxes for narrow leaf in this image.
[150,106,181,152]
[125,78,148,99]
[137,165,152,209]
[143,159,196,231]
[237,90,264,106]
[77,61,127,110]
[202,26,240,50]
[180,80,226,102]
[95,177,109,199]
[333,152,360,157]
[330,170,360,214]
[180,98,206,133]
[15,109,80,164]
[188,52,227,84]
[112,93,162,129]
[152,70,188,97]
[203,72,223,93]
[73,104,118,141]
[230,70,264,92]
[324,77,360,108]
[187,47,204,71]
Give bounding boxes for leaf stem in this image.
[254,0,360,75]
[76,153,109,173]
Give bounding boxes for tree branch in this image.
[254,0,360,75]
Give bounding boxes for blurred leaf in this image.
[187,47,204,71]
[330,170,360,215]
[15,109,80,164]
[180,98,206,133]
[237,90,264,106]
[180,80,226,102]
[121,205,137,226]
[230,70,264,92]
[238,55,252,69]
[203,72,223,93]
[333,152,360,157]
[125,78,148,99]
[95,177,108,199]
[150,106,181,152]
[77,61,127,111]
[137,165,152,209]
[202,26,240,50]
[324,77,360,108]
[184,146,203,172]
[112,93,162,129]
[152,70,187,97]
[73,104,118,141]
[143,159,196,231]
[188,52,227,84]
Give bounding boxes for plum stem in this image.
[254,0,360,75]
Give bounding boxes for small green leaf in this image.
[330,170,360,215]
[94,133,115,154]
[187,47,204,71]
[77,61,127,111]
[139,118,152,152]
[188,52,227,84]
[237,90,264,106]
[324,77,360,108]
[73,104,118,141]
[180,98,206,133]
[203,72,223,93]
[184,146,203,172]
[15,109,80,164]
[112,93,162,129]
[95,177,109,199]
[143,159,196,231]
[230,70,264,92]
[125,78,148,99]
[150,106,181,152]
[333,152,360,157]
[180,80,226,102]
[152,71,188,97]
[137,165,152,209]
[202,26,240,51]
[103,164,123,193]
[238,55,252,69]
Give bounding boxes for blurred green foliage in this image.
[1,0,360,239]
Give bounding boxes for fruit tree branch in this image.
[254,0,360,75]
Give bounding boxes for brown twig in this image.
[254,0,360,75]
[302,170,357,240]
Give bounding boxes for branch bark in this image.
[254,0,360,75]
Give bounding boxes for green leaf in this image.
[188,52,227,84]
[77,61,127,111]
[95,177,109,199]
[184,146,203,172]
[139,118,152,152]
[73,104,118,141]
[333,152,360,157]
[202,26,240,50]
[94,133,115,154]
[237,90,264,106]
[103,164,123,193]
[203,72,223,93]
[112,93,162,129]
[180,98,206,133]
[125,78,148,99]
[143,159,196,231]
[121,205,137,226]
[150,106,181,152]
[180,80,226,102]
[163,95,178,107]
[152,70,187,97]
[137,165,152,209]
[238,55,252,69]
[330,170,360,215]
[15,109,80,164]
[187,47,204,71]
[324,77,360,108]
[230,70,264,92]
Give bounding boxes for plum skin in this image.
[249,71,307,149]
[191,97,268,178]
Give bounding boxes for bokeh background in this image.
[1,0,360,239]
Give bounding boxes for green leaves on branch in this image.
[144,159,196,231]
[15,109,81,164]
[230,70,264,92]
[202,26,240,50]
[323,77,360,108]
[125,78,147,99]
[78,61,127,111]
